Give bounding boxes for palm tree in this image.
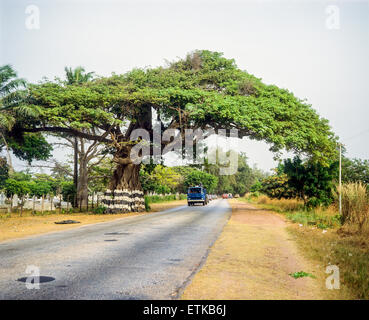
[64,66,95,85]
[0,65,27,172]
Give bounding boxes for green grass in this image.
[289,271,316,279]
[145,194,187,204]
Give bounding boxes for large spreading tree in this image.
[6,50,338,212]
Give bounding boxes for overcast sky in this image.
[1,0,368,173]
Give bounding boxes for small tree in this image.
[283,157,338,207]
[61,181,76,209]
[184,170,218,193]
[4,178,30,215]
[29,180,51,213]
[260,157,338,208]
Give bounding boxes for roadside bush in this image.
[144,197,151,212]
[92,205,106,214]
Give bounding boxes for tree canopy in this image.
[1,51,339,212]
[9,50,337,163]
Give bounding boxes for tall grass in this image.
[338,182,369,232]
[244,194,341,229]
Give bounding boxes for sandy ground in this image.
[181,199,326,300]
[0,200,187,243]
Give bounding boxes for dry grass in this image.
[181,199,332,300]
[243,195,341,229]
[245,195,369,299]
[0,200,186,243]
[288,225,368,299]
[338,182,369,231]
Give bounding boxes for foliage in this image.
[283,157,338,207]
[342,157,369,185]
[4,178,31,198]
[261,173,295,199]
[140,164,181,194]
[204,152,267,195]
[88,157,114,193]
[0,157,9,190]
[250,180,262,193]
[145,194,186,204]
[0,65,52,164]
[28,179,52,198]
[92,205,107,214]
[0,65,26,115]
[260,157,337,208]
[61,181,76,202]
[10,171,32,181]
[144,196,151,211]
[8,133,52,164]
[183,170,218,193]
[289,271,315,279]
[4,51,337,192]
[64,66,95,85]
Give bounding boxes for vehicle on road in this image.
[222,194,228,199]
[187,186,208,206]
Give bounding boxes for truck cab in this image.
[187,186,208,206]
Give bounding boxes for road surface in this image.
[0,199,230,299]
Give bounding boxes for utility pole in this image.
[73,136,78,208]
[339,143,342,216]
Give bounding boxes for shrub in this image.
[92,205,106,214]
[144,197,151,211]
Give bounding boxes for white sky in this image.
[1,0,368,173]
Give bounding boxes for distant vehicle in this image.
[222,194,228,199]
[228,193,233,199]
[187,186,208,206]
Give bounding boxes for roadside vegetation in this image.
[242,156,369,299]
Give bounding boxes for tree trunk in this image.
[32,196,36,215]
[77,156,89,211]
[102,162,144,213]
[59,194,62,214]
[41,195,44,213]
[0,132,14,174]
[20,197,23,217]
[73,136,78,208]
[102,107,151,214]
[50,195,54,211]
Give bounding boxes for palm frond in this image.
[0,112,16,131]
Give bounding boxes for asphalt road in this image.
[0,199,231,300]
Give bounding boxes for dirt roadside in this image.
[0,200,186,243]
[181,199,339,300]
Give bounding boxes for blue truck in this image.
[187,186,208,206]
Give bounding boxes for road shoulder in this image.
[0,200,186,243]
[181,199,329,299]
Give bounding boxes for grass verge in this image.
[243,195,369,300]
